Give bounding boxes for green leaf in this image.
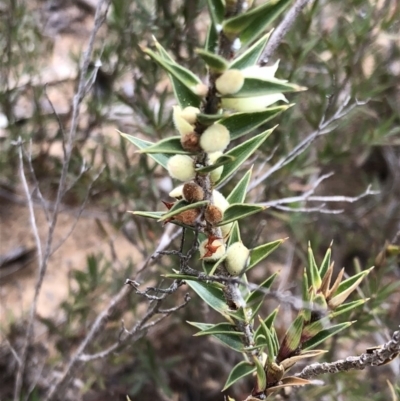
[257,317,275,363]
[230,31,272,70]
[254,307,279,338]
[329,299,367,319]
[145,48,201,89]
[253,355,267,392]
[219,105,292,140]
[196,48,229,72]
[187,321,244,352]
[191,322,243,336]
[185,280,228,314]
[247,239,284,271]
[240,0,292,45]
[171,75,202,108]
[224,78,303,98]
[277,315,304,361]
[207,0,225,25]
[196,112,224,125]
[226,168,252,204]
[138,136,189,155]
[301,270,311,322]
[217,203,265,226]
[222,361,256,391]
[302,321,355,350]
[223,0,291,45]
[158,200,209,222]
[319,244,332,278]
[128,211,164,220]
[195,155,235,173]
[216,128,275,186]
[227,222,241,246]
[307,243,322,291]
[119,132,169,169]
[205,21,219,54]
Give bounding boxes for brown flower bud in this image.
[204,204,223,225]
[182,181,204,203]
[181,132,201,152]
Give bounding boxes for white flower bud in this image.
[173,106,194,137]
[208,151,223,184]
[200,123,230,153]
[181,106,200,124]
[225,242,250,276]
[212,190,230,212]
[221,93,287,112]
[220,222,233,239]
[215,69,245,95]
[193,83,208,97]
[169,185,184,199]
[167,155,196,182]
[199,238,226,261]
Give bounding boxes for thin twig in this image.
[13,1,112,400]
[259,0,312,65]
[297,329,400,379]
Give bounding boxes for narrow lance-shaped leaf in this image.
[240,0,292,45]
[207,0,225,25]
[222,361,256,391]
[139,136,189,155]
[281,350,328,370]
[328,267,373,309]
[247,238,285,271]
[128,210,164,220]
[185,280,228,313]
[308,243,322,291]
[229,31,273,70]
[216,127,276,187]
[187,321,244,352]
[302,321,355,350]
[191,322,243,336]
[158,200,209,222]
[219,105,293,140]
[195,154,235,173]
[254,307,279,337]
[247,274,279,305]
[226,168,252,204]
[196,48,228,72]
[258,316,276,363]
[217,203,265,226]
[224,78,305,99]
[319,243,332,277]
[277,315,304,362]
[119,132,169,169]
[266,377,312,395]
[329,299,368,319]
[253,355,267,393]
[228,222,241,246]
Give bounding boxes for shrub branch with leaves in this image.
[119,0,398,399]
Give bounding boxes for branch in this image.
[259,0,312,65]
[296,329,400,379]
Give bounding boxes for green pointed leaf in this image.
[207,0,225,25]
[196,48,229,72]
[202,260,215,274]
[222,361,256,391]
[277,315,304,361]
[271,327,280,356]
[158,200,209,222]
[319,245,332,278]
[230,31,272,70]
[329,299,367,319]
[187,321,244,352]
[303,321,355,350]
[195,155,235,173]
[308,243,322,291]
[255,307,279,337]
[226,169,253,204]
[253,355,267,392]
[334,268,372,297]
[128,211,164,220]
[185,280,228,313]
[171,75,202,108]
[191,322,243,336]
[139,136,189,155]
[196,112,224,125]
[145,48,201,88]
[258,317,275,363]
[247,273,279,305]
[205,20,219,54]
[119,132,169,169]
[217,203,265,226]
[216,128,275,187]
[228,222,241,246]
[219,105,292,140]
[240,0,292,45]
[247,239,284,271]
[208,253,228,276]
[225,78,303,98]
[301,270,311,322]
